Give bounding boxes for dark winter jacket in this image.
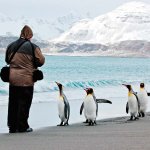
[5,38,45,86]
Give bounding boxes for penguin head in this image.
[140,83,145,88]
[84,88,94,95]
[55,82,63,93]
[122,84,132,92]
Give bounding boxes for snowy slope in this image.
[0,12,89,40]
[1,1,150,57]
[52,1,150,45]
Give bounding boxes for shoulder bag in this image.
[0,40,27,82]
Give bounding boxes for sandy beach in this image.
[0,112,150,150]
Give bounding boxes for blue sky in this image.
[0,0,150,19]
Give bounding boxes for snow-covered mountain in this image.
[1,1,150,57]
[52,1,150,44]
[0,12,89,41]
[46,1,150,56]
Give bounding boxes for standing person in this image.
[5,25,45,133]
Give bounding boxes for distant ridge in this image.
[0,12,89,40]
[1,1,150,57]
[45,1,150,57]
[51,1,150,44]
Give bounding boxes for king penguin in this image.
[56,82,70,126]
[80,88,112,123]
[83,88,97,125]
[123,84,140,120]
[137,83,148,117]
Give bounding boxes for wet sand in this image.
[0,113,150,150]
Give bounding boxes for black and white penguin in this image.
[80,88,112,123]
[83,88,97,125]
[56,82,70,126]
[123,84,140,120]
[137,83,148,117]
[81,88,112,125]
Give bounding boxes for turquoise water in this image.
[0,55,150,103]
[43,55,150,85]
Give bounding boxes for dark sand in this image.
[0,113,150,150]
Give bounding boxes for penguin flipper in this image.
[64,99,70,120]
[67,102,70,121]
[96,99,112,104]
[133,93,140,112]
[96,102,98,116]
[63,94,70,121]
[80,102,84,115]
[126,102,129,114]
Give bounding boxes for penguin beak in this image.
[55,81,64,89]
[55,81,59,85]
[122,84,131,91]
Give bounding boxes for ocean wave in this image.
[35,79,148,92]
[65,80,124,88]
[0,79,150,95]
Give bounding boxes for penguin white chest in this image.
[128,95,138,114]
[58,97,65,119]
[137,90,148,112]
[84,95,96,120]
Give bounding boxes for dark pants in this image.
[8,85,33,132]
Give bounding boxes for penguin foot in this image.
[88,121,92,126]
[128,116,134,121]
[83,119,89,123]
[88,121,95,126]
[64,122,69,126]
[57,124,63,126]
[139,112,145,117]
[57,121,64,126]
[94,121,97,125]
[141,112,145,117]
[88,123,93,126]
[128,116,139,121]
[91,122,95,126]
[138,113,142,117]
[134,117,139,120]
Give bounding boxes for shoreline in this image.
[0,97,126,133]
[43,53,150,58]
[0,113,150,150]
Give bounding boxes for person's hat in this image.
[20,25,33,39]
